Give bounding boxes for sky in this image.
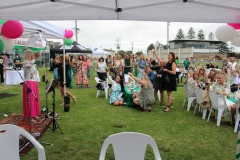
[48,20,239,53]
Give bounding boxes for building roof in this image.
[169,39,223,43]
[104,49,116,52]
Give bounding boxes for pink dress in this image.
[22,59,40,118]
[76,60,89,85]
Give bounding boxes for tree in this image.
[208,32,214,40]
[175,29,185,39]
[229,45,236,53]
[162,44,168,49]
[187,27,195,39]
[135,51,143,56]
[155,41,165,50]
[154,41,161,49]
[197,29,205,40]
[219,42,230,54]
[118,50,132,57]
[147,43,155,52]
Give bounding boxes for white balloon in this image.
[237,30,240,36]
[231,36,240,47]
[0,36,14,52]
[215,25,237,42]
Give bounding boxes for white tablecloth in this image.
[5,70,40,85]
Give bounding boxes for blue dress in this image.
[137,60,146,79]
[110,84,123,104]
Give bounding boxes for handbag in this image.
[165,74,170,83]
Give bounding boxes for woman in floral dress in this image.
[76,55,89,87]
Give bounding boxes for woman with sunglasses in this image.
[207,69,217,84]
[221,67,228,82]
[198,67,207,90]
[210,73,236,124]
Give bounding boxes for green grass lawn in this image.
[0,67,238,160]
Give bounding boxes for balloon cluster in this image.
[64,29,74,46]
[215,23,240,47]
[0,20,23,52]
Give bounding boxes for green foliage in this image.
[154,41,161,50]
[208,32,214,40]
[135,51,143,56]
[0,67,237,160]
[147,43,155,52]
[162,44,168,49]
[118,50,132,58]
[187,27,196,39]
[197,29,205,40]
[154,41,168,49]
[175,29,185,39]
[219,42,230,54]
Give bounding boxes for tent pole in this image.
[63,38,66,96]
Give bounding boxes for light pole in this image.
[154,43,158,59]
[131,42,134,54]
[75,20,79,42]
[167,22,170,49]
[115,38,121,54]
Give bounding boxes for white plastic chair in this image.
[234,101,240,132]
[157,90,161,101]
[193,88,207,119]
[234,108,240,132]
[182,84,196,111]
[0,124,46,160]
[95,77,109,99]
[124,74,130,83]
[207,91,230,126]
[99,132,161,160]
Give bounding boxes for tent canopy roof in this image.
[0,0,240,23]
[92,47,111,55]
[50,41,92,54]
[20,21,65,39]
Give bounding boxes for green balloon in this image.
[0,39,4,52]
[65,38,73,46]
[0,20,6,25]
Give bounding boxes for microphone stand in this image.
[9,58,38,135]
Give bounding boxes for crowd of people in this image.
[4,49,240,124]
[89,51,178,112]
[184,57,240,124]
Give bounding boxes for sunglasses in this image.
[200,68,205,70]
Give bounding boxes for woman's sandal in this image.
[170,103,173,109]
[73,98,77,103]
[160,102,164,106]
[164,106,171,112]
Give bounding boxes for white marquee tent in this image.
[92,47,111,55]
[20,21,65,39]
[0,0,240,23]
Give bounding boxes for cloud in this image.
[48,20,240,53]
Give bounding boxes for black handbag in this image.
[165,74,170,83]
